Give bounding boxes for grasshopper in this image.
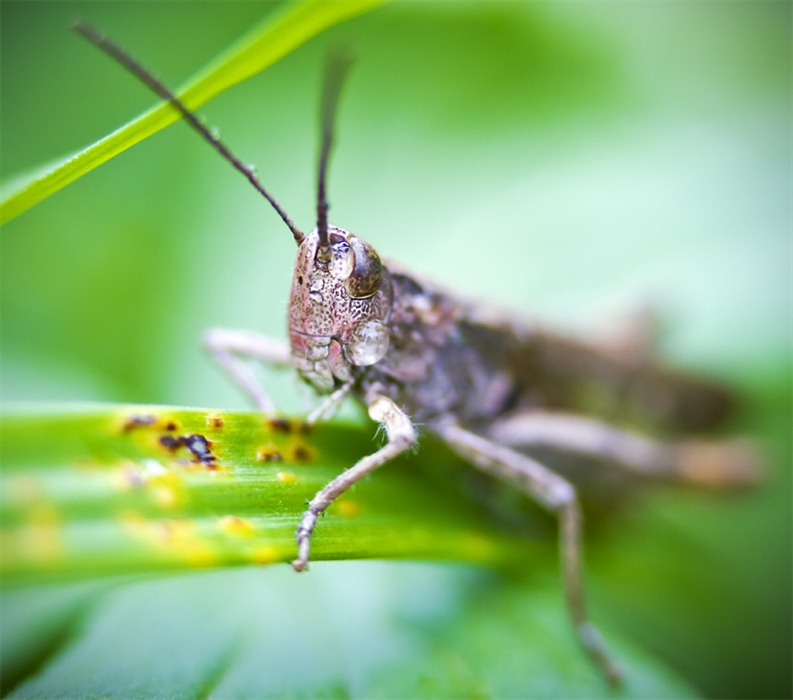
[75,22,759,685]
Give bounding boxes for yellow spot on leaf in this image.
[156,519,196,542]
[161,417,181,433]
[125,468,183,507]
[219,515,255,537]
[266,417,293,434]
[121,514,213,565]
[206,413,225,430]
[289,444,314,463]
[335,500,360,518]
[276,471,297,484]
[184,543,218,568]
[152,484,179,508]
[251,545,279,565]
[256,443,283,462]
[115,461,146,490]
[120,414,157,432]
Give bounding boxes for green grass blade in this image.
[0,0,386,225]
[0,404,540,587]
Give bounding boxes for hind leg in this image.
[488,410,760,486]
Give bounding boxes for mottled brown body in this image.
[328,261,734,437]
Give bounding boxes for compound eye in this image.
[345,236,382,299]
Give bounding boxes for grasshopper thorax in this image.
[288,226,393,393]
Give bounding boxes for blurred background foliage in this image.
[1,1,790,698]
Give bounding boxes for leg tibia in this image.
[203,327,291,412]
[292,397,416,572]
[436,422,621,685]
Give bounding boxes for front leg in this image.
[435,422,621,685]
[203,327,292,412]
[292,396,417,571]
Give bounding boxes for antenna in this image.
[72,20,305,245]
[316,52,354,249]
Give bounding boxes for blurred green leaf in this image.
[1,567,700,699]
[0,0,385,224]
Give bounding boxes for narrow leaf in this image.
[0,405,542,587]
[0,0,386,225]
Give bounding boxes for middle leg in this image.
[435,421,621,685]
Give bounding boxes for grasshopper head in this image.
[288,226,393,392]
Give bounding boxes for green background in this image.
[2,2,790,698]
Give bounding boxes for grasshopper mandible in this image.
[75,22,759,685]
